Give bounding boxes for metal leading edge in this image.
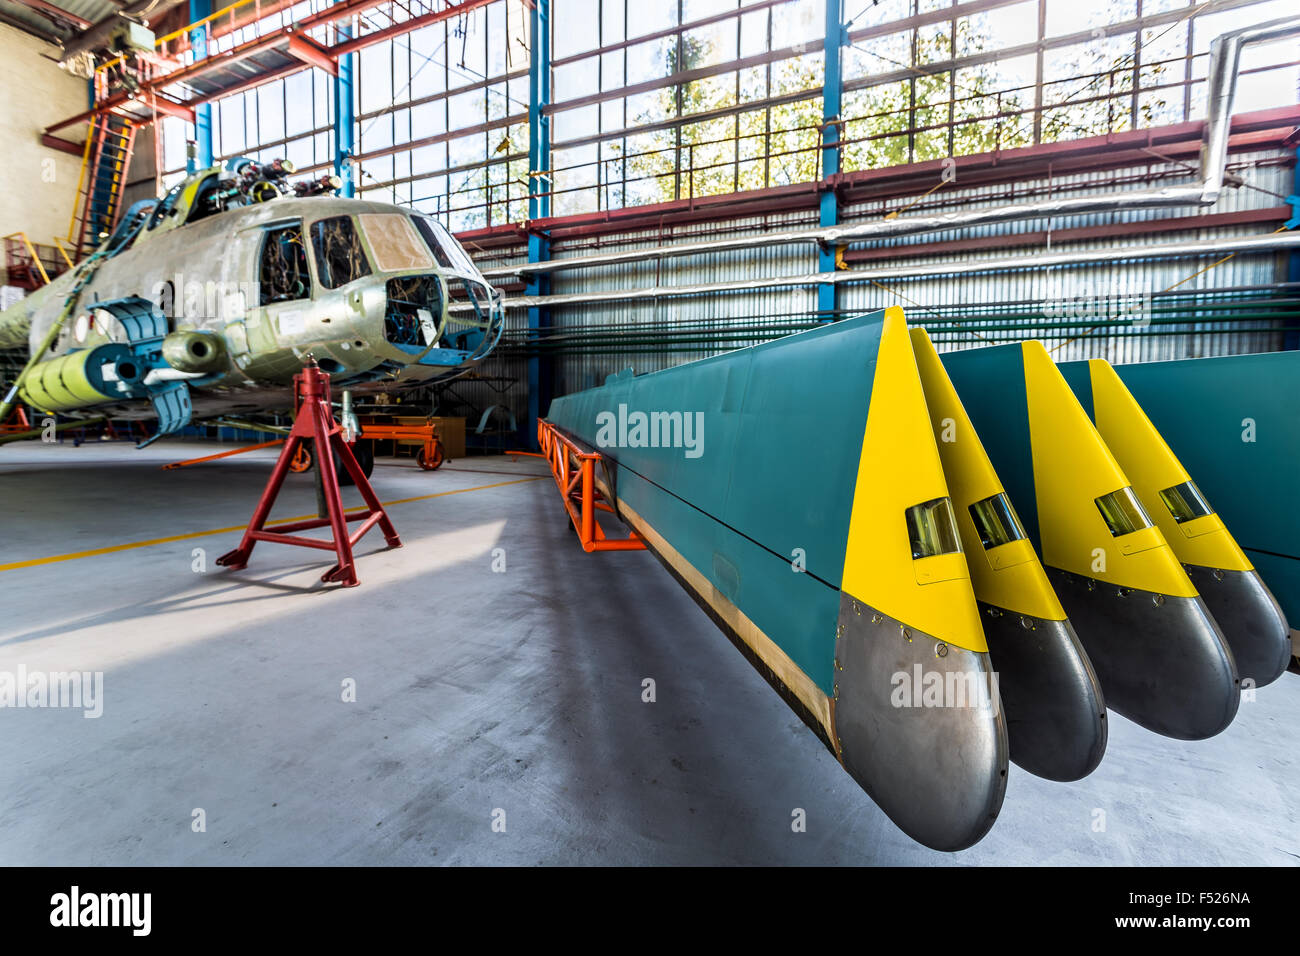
[978,605,1107,783]
[1183,565,1291,687]
[833,597,1008,853]
[1045,568,1240,741]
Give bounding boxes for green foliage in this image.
[615,15,1044,202]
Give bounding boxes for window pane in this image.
[359,213,434,272]
[906,496,963,559]
[413,216,478,274]
[969,493,1028,550]
[1159,480,1214,524]
[1095,487,1153,537]
[258,223,310,304]
[310,216,372,289]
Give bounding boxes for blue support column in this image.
[818,0,844,322]
[334,22,356,197]
[1286,145,1300,351]
[190,0,213,169]
[525,0,552,449]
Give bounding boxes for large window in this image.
[549,0,827,215]
[355,0,531,230]
[841,0,1300,171]
[147,0,1300,226]
[156,0,339,190]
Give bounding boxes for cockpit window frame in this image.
[1159,480,1215,524]
[412,215,479,277]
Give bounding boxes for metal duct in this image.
[481,16,1300,282]
[481,232,1300,310]
[1199,16,1300,203]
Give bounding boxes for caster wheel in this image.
[418,442,444,471]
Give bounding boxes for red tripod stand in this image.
[217,358,401,587]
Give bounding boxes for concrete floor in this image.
[0,438,1296,866]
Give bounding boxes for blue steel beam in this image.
[190,0,213,170]
[526,0,552,449]
[1287,144,1299,350]
[818,0,844,321]
[335,21,356,197]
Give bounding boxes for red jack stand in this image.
[217,358,401,587]
[0,404,30,434]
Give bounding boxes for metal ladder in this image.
[69,113,137,262]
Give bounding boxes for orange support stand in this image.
[217,359,401,587]
[537,418,646,553]
[357,420,444,470]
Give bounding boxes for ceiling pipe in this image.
[481,15,1300,282]
[1199,16,1300,203]
[475,232,1300,311]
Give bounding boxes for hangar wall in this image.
[449,131,1299,434]
[0,24,88,243]
[15,0,1298,447]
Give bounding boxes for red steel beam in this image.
[147,30,290,90]
[835,131,1295,210]
[455,181,823,246]
[158,56,320,109]
[12,0,91,29]
[832,107,1300,195]
[135,95,197,124]
[331,0,496,56]
[286,34,338,76]
[41,133,85,156]
[46,90,196,133]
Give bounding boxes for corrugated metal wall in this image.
[837,147,1296,362]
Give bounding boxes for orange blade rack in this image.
[537,418,646,553]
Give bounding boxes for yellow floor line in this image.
[0,476,545,573]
